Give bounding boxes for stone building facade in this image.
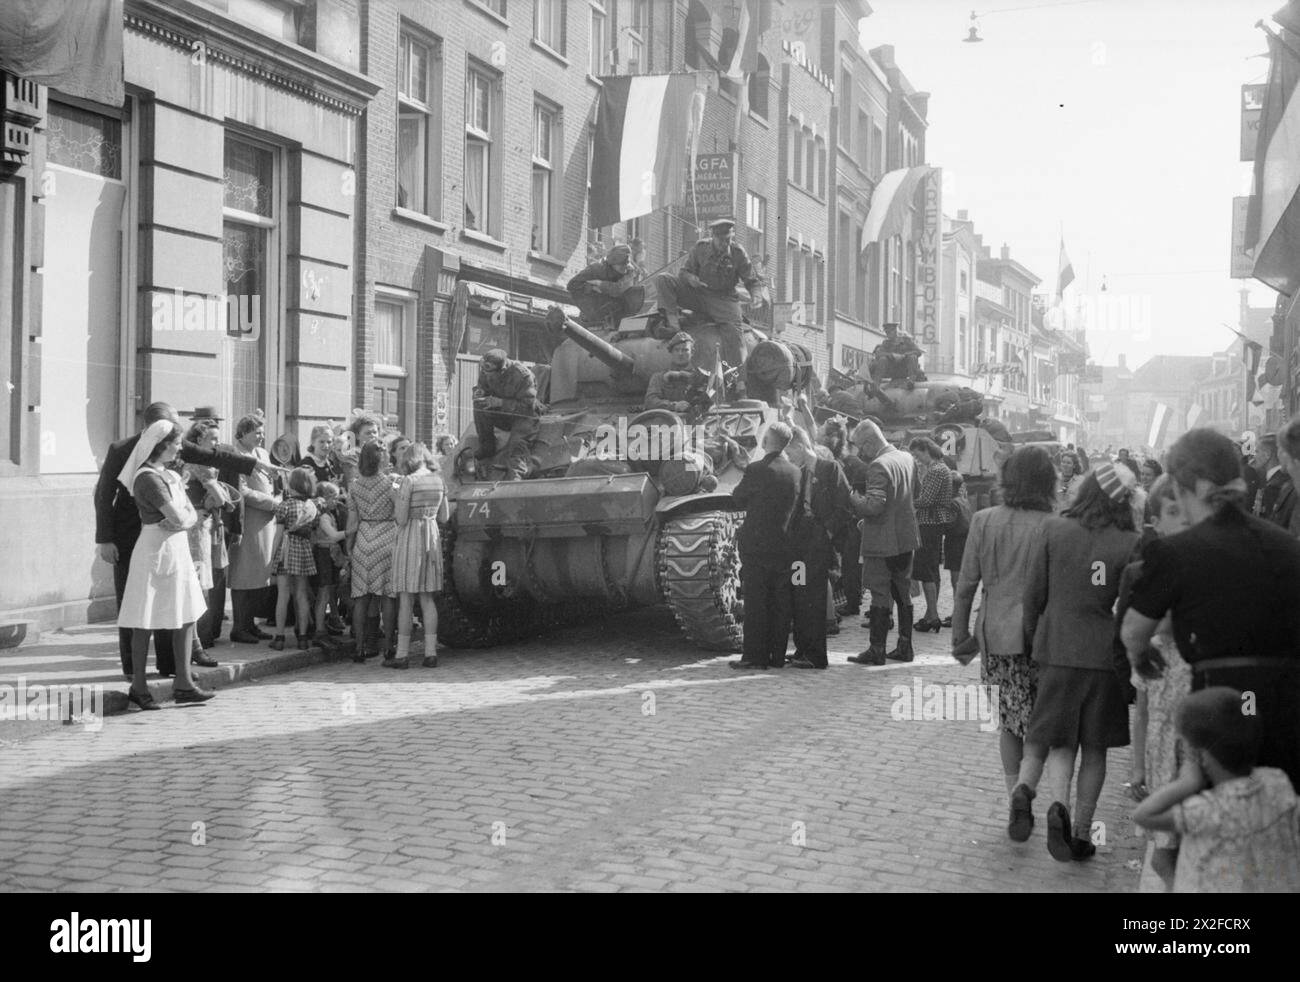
[1,0,375,630]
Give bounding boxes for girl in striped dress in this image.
[389,443,450,669]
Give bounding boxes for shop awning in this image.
[861,166,934,249]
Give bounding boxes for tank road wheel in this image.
[435,524,613,649]
[434,525,514,649]
[656,510,745,652]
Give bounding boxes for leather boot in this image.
[888,604,914,662]
[849,607,889,665]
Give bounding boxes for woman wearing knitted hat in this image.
[1006,460,1140,861]
[1122,428,1300,789]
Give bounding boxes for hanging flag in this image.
[1247,24,1300,295]
[708,343,725,400]
[715,0,758,81]
[1056,240,1075,299]
[0,0,124,107]
[1187,403,1204,429]
[860,167,935,250]
[1148,402,1173,449]
[590,74,698,228]
[1243,337,1264,402]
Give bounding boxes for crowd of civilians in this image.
[730,412,1300,892]
[95,398,1299,891]
[94,403,453,710]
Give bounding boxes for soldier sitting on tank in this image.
[645,332,712,419]
[472,348,540,481]
[566,243,644,331]
[650,217,770,375]
[869,323,927,389]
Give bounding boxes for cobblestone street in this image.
[0,599,1145,893]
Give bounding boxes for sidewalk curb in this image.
[105,637,359,716]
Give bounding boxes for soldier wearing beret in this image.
[651,218,770,375]
[645,332,711,418]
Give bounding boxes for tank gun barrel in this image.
[551,307,637,377]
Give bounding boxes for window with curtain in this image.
[397,29,441,217]
[465,65,494,233]
[374,299,404,369]
[532,102,556,253]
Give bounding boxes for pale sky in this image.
[861,0,1276,368]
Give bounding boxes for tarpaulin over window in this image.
[0,0,124,107]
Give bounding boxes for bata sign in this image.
[689,153,736,223]
[914,169,942,345]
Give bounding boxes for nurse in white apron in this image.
[117,419,216,710]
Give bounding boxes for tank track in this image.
[435,524,610,649]
[656,509,745,652]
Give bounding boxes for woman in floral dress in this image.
[951,446,1057,813]
[346,442,398,661]
[389,444,450,669]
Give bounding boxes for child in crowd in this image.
[1133,687,1300,892]
[310,481,347,645]
[1119,473,1193,891]
[271,467,320,651]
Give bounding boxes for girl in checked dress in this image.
[389,443,450,669]
[271,467,320,651]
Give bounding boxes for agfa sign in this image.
[690,153,736,223]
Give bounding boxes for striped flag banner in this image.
[860,167,935,251]
[590,74,698,229]
[1248,26,1300,295]
[1186,402,1204,429]
[1057,240,1075,299]
[1148,402,1173,449]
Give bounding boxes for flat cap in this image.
[666,331,695,350]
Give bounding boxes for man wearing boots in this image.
[650,218,769,375]
[846,419,920,665]
[729,421,801,670]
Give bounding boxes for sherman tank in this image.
[434,307,821,652]
[817,373,1014,510]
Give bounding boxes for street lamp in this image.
[963,10,983,42]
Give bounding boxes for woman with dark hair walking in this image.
[908,436,954,632]
[1009,462,1141,861]
[1122,427,1300,788]
[952,446,1057,806]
